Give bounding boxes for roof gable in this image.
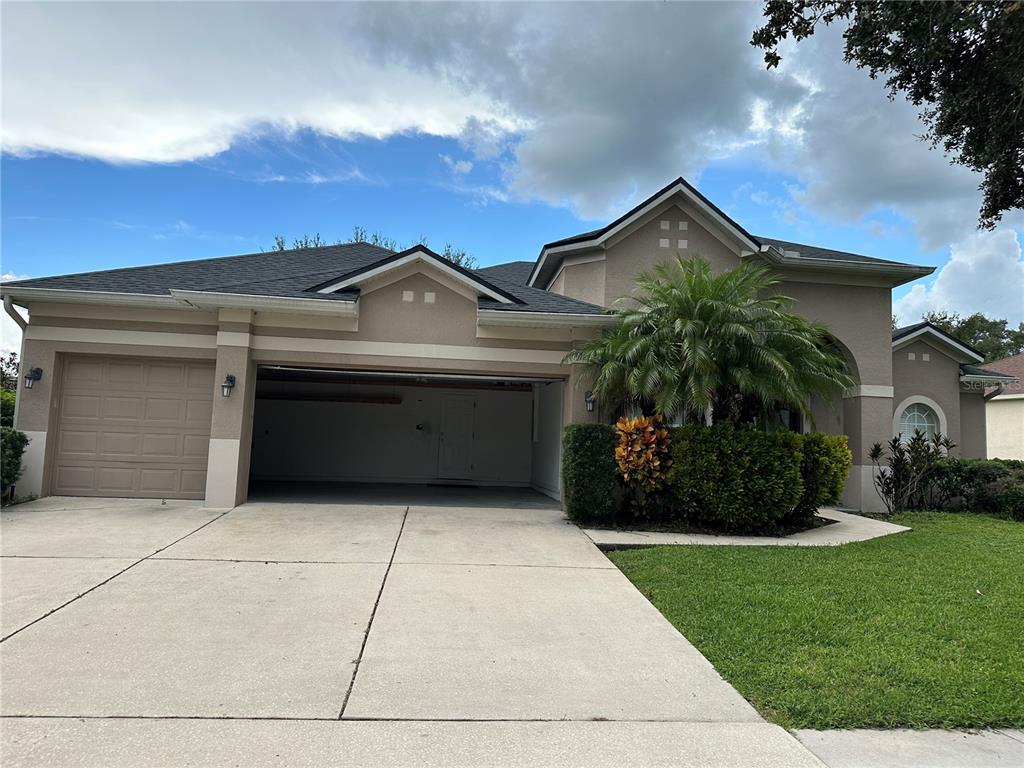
[892,321,984,363]
[529,177,761,287]
[309,246,522,305]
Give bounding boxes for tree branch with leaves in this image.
[752,1,1024,229]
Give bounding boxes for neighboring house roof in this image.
[530,176,934,289]
[0,244,609,316]
[979,352,1024,396]
[892,321,985,363]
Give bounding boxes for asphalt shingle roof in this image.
[1,245,608,315]
[758,237,920,268]
[960,363,1017,379]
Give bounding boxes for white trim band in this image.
[251,335,570,364]
[844,385,894,399]
[24,325,217,349]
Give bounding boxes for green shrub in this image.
[934,458,1024,520]
[670,423,804,533]
[0,389,15,427]
[562,423,620,525]
[789,433,853,526]
[1,426,30,498]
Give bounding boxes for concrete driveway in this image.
[1,496,820,767]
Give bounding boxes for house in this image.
[982,352,1024,459]
[891,322,1015,458]
[1,178,1011,512]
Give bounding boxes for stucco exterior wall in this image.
[958,391,987,459]
[550,259,605,306]
[779,279,893,387]
[892,339,963,447]
[987,397,1024,460]
[601,200,742,305]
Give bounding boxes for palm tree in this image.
[565,256,854,425]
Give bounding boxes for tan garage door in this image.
[53,356,215,499]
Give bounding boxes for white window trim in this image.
[892,395,948,440]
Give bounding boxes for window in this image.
[899,402,938,440]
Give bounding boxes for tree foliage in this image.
[922,310,1024,362]
[566,256,854,424]
[0,353,19,391]
[269,227,477,268]
[752,1,1024,228]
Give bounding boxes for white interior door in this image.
[438,394,475,480]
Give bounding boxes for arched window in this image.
[898,402,939,441]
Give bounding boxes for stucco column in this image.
[841,389,893,513]
[12,339,58,498]
[204,310,256,508]
[564,366,599,425]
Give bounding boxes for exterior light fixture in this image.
[221,374,236,397]
[23,367,43,389]
[584,390,596,413]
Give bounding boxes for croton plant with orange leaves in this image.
[614,415,673,511]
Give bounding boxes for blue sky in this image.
[2,130,932,280]
[2,2,1021,356]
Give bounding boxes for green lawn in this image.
[609,512,1024,730]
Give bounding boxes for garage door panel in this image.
[55,465,96,492]
[97,467,137,492]
[108,362,144,386]
[140,468,179,493]
[62,394,101,419]
[183,434,211,460]
[181,470,207,494]
[98,431,141,458]
[187,365,215,390]
[140,433,181,459]
[64,359,104,385]
[59,430,99,456]
[53,356,214,499]
[185,399,213,424]
[144,397,186,422]
[102,396,145,421]
[146,364,187,388]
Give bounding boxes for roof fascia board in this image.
[170,290,359,317]
[892,325,983,363]
[317,248,515,305]
[1,286,183,309]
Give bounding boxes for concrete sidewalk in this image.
[585,509,910,549]
[795,728,1024,767]
[1,496,822,767]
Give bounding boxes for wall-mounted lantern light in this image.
[221,374,236,397]
[584,390,596,413]
[23,367,43,389]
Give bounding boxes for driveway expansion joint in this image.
[0,510,229,643]
[337,505,410,720]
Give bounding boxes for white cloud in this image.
[1,3,524,164]
[3,2,1020,259]
[440,154,473,176]
[0,274,29,357]
[893,230,1024,325]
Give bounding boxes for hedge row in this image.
[561,422,852,533]
[932,457,1024,521]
